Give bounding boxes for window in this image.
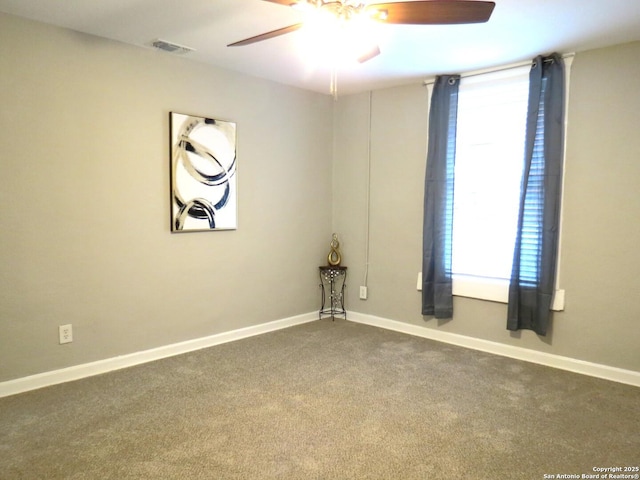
[444,62,570,308]
[449,67,529,302]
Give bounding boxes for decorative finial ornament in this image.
[327,233,342,266]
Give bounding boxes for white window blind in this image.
[451,66,530,284]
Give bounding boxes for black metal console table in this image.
[319,265,347,320]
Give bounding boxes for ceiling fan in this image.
[228,0,496,63]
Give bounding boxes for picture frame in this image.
[169,112,237,232]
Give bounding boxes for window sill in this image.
[417,272,565,311]
[453,275,509,303]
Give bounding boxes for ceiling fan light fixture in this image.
[290,0,315,13]
[297,5,380,66]
[370,9,389,21]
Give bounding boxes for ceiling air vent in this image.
[150,39,194,55]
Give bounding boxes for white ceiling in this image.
[1,0,639,96]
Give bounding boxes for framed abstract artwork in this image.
[170,112,237,232]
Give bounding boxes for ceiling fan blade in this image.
[366,1,495,25]
[227,23,303,47]
[358,45,381,63]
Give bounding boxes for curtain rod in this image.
[423,52,575,87]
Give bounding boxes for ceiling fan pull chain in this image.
[330,66,338,100]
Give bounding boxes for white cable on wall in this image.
[363,91,373,288]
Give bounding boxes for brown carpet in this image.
[1,319,639,479]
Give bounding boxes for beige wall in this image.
[333,41,640,373]
[0,13,334,382]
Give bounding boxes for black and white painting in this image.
[170,112,237,232]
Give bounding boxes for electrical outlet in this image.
[59,324,73,344]
[359,286,368,300]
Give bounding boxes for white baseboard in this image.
[0,312,318,398]
[3,310,638,398]
[347,312,640,388]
